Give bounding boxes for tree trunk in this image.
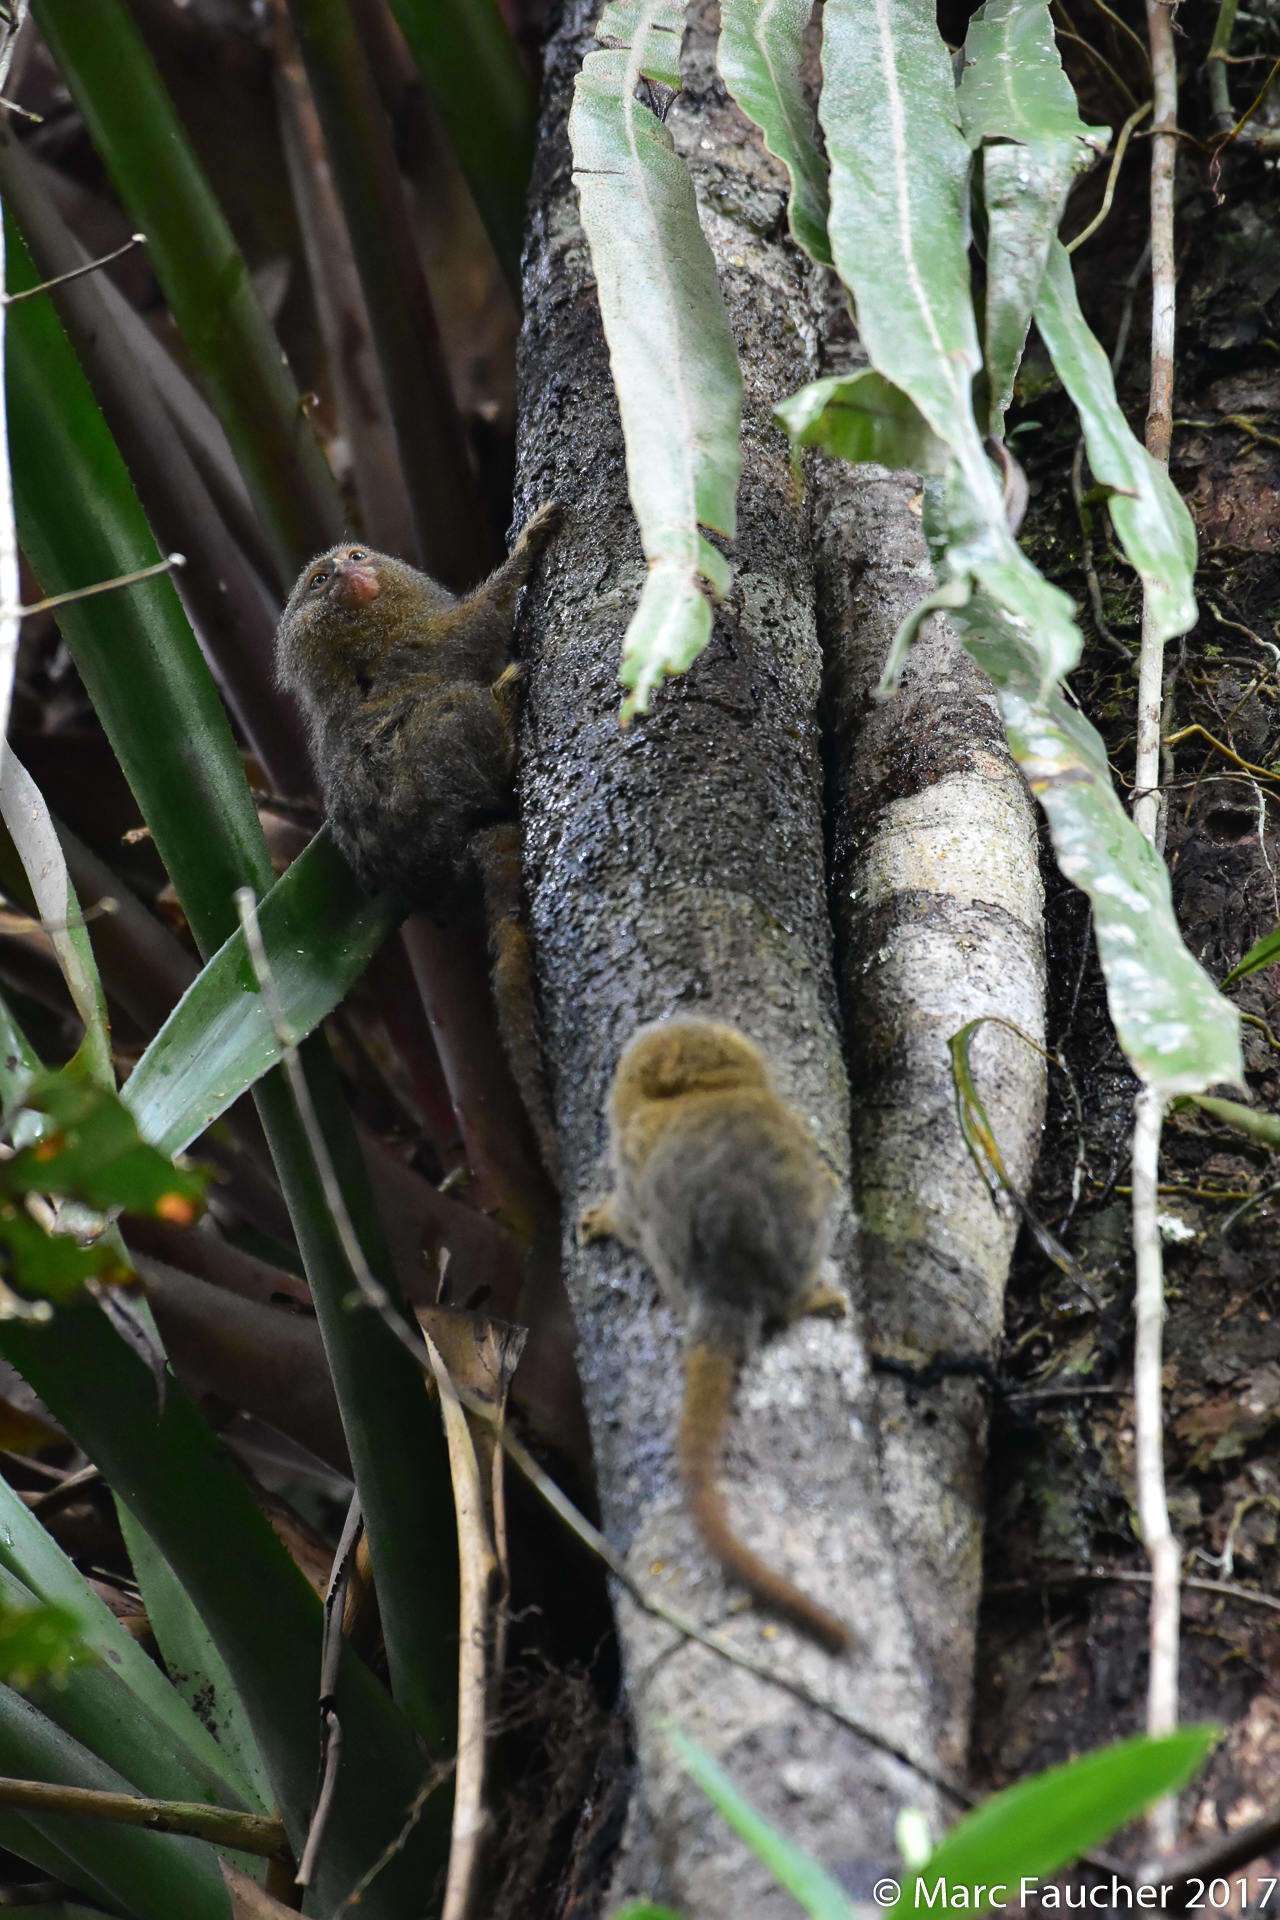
[515,4,944,1910]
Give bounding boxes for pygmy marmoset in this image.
[580,1018,853,1653]
[275,503,562,1169]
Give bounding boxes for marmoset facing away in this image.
[580,1018,854,1653]
[275,503,562,1170]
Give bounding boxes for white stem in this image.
[1134,0,1181,1856]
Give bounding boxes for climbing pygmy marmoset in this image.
[275,504,562,1167]
[580,1018,853,1653]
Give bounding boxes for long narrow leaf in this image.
[995,653,1240,1092]
[387,0,535,297]
[0,989,41,1143]
[30,0,344,584]
[0,1559,254,1825]
[958,0,1107,432]
[0,757,111,1090]
[774,370,948,473]
[818,0,1081,689]
[1034,240,1197,645]
[0,1300,449,1917]
[4,218,276,954]
[6,213,459,1752]
[0,1477,247,1803]
[668,1728,853,1920]
[0,1685,230,1920]
[124,829,393,1156]
[570,2,743,716]
[114,1507,270,1816]
[717,0,831,265]
[890,1727,1215,1918]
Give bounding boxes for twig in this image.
[0,554,186,621]
[423,1327,496,1920]
[1134,1081,1177,1837]
[1133,0,1182,1855]
[332,1756,456,1917]
[27,1460,101,1514]
[1081,0,1152,73]
[295,1493,362,1889]
[986,1564,1280,1617]
[0,233,147,307]
[1207,0,1238,132]
[0,0,27,777]
[1160,724,1280,787]
[1067,100,1153,255]
[0,1775,288,1857]
[1052,23,1140,112]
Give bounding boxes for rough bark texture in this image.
[515,6,942,1911]
[815,446,1048,1766]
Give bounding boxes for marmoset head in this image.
[275,543,451,704]
[611,1019,771,1128]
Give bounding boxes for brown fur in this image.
[580,1019,852,1653]
[275,506,562,1172]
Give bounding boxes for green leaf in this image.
[0,1598,82,1688]
[0,1686,232,1920]
[1223,921,1280,984]
[5,1072,206,1221]
[613,1907,688,1920]
[30,0,344,583]
[819,0,978,449]
[889,1728,1217,1919]
[878,574,975,694]
[818,0,1081,692]
[123,829,394,1156]
[0,757,111,1092]
[917,463,1084,695]
[0,1211,123,1309]
[570,8,743,715]
[619,566,715,721]
[1034,240,1198,645]
[1182,1094,1280,1148]
[386,0,534,297]
[775,371,948,474]
[717,0,832,265]
[0,1555,253,1859]
[0,991,41,1141]
[958,0,1108,433]
[115,1505,271,1816]
[997,677,1241,1093]
[6,213,457,1757]
[4,215,277,960]
[597,0,685,86]
[667,1727,855,1920]
[0,1476,252,1807]
[0,1299,449,1916]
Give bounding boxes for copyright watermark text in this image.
[873,1876,1279,1910]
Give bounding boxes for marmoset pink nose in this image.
[332,558,380,609]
